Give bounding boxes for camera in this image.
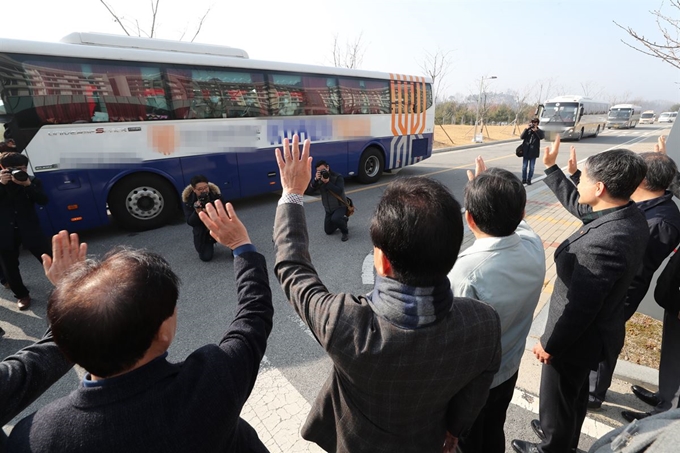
[197,193,210,206]
[9,167,29,182]
[320,170,330,179]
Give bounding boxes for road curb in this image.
[433,138,520,154]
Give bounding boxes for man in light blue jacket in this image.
[448,157,546,453]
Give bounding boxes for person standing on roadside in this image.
[520,118,545,185]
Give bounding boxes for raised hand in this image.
[275,134,312,195]
[567,146,578,175]
[42,230,88,286]
[466,155,487,181]
[199,200,251,249]
[655,135,667,154]
[543,135,561,168]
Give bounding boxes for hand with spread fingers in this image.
[198,200,251,249]
[42,230,88,286]
[466,156,487,181]
[567,146,578,175]
[543,135,561,168]
[275,133,313,195]
[655,135,667,154]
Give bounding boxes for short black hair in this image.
[315,160,329,169]
[190,174,209,187]
[585,149,647,201]
[370,177,463,286]
[465,168,526,237]
[48,248,180,378]
[0,151,28,167]
[639,152,678,192]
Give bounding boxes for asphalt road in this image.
[0,124,668,451]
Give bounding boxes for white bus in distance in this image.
[537,95,608,141]
[640,111,656,124]
[607,104,642,129]
[659,112,678,123]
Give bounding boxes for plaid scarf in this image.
[366,275,453,329]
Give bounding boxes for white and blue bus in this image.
[607,104,642,129]
[537,95,608,141]
[0,32,434,233]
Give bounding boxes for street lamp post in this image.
[473,75,497,143]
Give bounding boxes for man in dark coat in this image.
[8,201,273,453]
[309,160,350,241]
[512,137,649,453]
[520,118,545,185]
[582,150,680,411]
[274,135,501,453]
[0,152,50,310]
[182,174,224,261]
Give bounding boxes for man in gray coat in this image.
[512,136,649,453]
[273,135,501,453]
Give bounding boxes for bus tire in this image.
[357,147,384,184]
[577,129,584,141]
[595,126,600,137]
[109,173,178,231]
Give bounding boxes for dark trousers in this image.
[324,207,348,235]
[539,361,590,453]
[654,310,680,413]
[589,302,639,402]
[193,233,215,262]
[522,156,536,182]
[0,230,49,299]
[459,371,518,453]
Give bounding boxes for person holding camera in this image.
[309,160,349,242]
[0,152,50,311]
[520,118,545,185]
[182,175,224,262]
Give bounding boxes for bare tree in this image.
[419,49,452,103]
[510,84,537,135]
[580,81,605,99]
[100,0,212,42]
[615,1,680,70]
[331,33,366,69]
[607,91,633,105]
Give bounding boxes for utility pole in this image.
[473,75,497,142]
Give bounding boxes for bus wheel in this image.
[577,129,584,141]
[109,174,178,231]
[358,147,385,184]
[595,126,600,137]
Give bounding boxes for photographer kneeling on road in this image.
[309,160,350,242]
[0,152,50,311]
[182,175,224,261]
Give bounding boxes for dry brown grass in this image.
[621,313,662,369]
[433,124,524,149]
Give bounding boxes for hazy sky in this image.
[2,0,678,104]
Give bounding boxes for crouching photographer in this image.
[182,175,224,261]
[309,160,350,242]
[0,152,50,310]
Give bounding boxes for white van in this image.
[640,111,656,124]
[658,112,677,123]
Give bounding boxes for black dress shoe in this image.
[631,385,661,407]
[511,439,540,453]
[530,419,545,441]
[621,410,651,423]
[587,395,603,410]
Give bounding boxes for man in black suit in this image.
[512,136,649,453]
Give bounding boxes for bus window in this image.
[167,68,267,119]
[268,74,304,116]
[300,75,340,116]
[340,79,390,114]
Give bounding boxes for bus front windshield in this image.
[608,109,632,119]
[641,113,654,119]
[540,102,578,125]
